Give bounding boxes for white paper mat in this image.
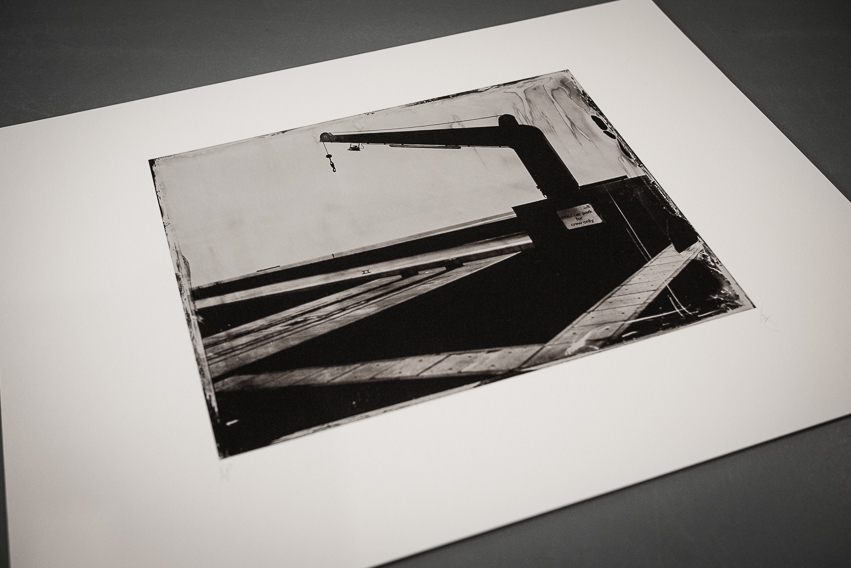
[1,1,849,566]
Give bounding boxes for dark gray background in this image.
[1,1,849,566]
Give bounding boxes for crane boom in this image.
[320,114,580,200]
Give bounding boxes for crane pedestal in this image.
[512,175,698,309]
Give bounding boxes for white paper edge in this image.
[1,1,850,566]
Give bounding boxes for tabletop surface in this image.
[1,1,849,566]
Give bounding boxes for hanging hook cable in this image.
[321,140,336,173]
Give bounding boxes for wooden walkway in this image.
[213,243,703,393]
[195,233,532,309]
[204,254,518,379]
[522,242,702,367]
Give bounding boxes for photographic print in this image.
[150,70,752,457]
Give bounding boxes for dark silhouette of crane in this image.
[320,113,697,255]
[320,114,580,202]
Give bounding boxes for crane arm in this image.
[320,125,506,148]
[320,114,579,200]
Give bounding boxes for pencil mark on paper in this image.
[760,306,780,332]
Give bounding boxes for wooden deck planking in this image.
[214,365,362,392]
[213,344,548,392]
[203,276,399,348]
[206,274,429,357]
[625,269,675,285]
[374,354,449,379]
[415,345,540,378]
[523,243,703,367]
[287,365,363,386]
[207,254,516,378]
[259,367,334,388]
[460,346,541,374]
[211,243,706,391]
[256,255,514,361]
[214,373,269,393]
[650,255,691,267]
[579,307,641,326]
[598,290,657,309]
[615,279,668,296]
[215,367,326,392]
[418,352,489,376]
[195,233,532,309]
[521,343,572,368]
[329,360,403,384]
[206,273,435,374]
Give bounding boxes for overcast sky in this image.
[153,71,644,286]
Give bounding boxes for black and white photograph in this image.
[150,70,752,457]
[6,2,851,564]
